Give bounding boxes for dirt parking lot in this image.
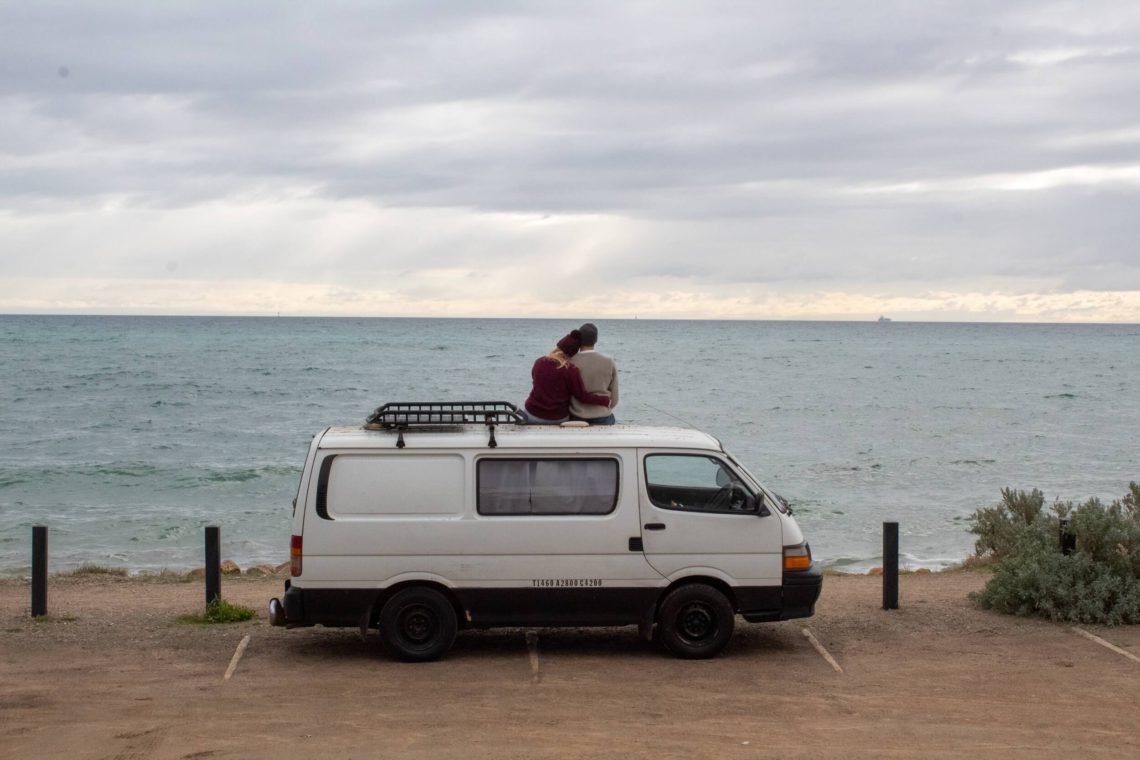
[2,571,1138,759]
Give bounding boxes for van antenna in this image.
[641,402,697,429]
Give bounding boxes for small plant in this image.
[179,598,256,624]
[967,482,1140,625]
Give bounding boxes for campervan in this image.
[269,402,822,660]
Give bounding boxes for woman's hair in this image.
[545,348,571,368]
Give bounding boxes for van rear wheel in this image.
[378,587,457,662]
[657,584,735,659]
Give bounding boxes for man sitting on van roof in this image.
[569,322,619,425]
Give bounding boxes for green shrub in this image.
[178,598,256,624]
[967,482,1140,625]
[967,487,1047,561]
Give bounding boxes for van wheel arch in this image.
[369,581,465,629]
[657,576,738,615]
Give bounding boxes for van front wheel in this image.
[657,584,735,659]
[378,587,457,662]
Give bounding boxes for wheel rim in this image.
[676,601,717,643]
[397,604,438,645]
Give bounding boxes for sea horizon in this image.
[4,312,1139,326]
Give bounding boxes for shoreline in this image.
[0,558,974,581]
[0,549,978,580]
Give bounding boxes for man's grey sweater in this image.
[569,349,619,419]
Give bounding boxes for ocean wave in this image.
[101,466,159,478]
[174,464,301,486]
[201,469,262,483]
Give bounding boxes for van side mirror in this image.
[749,494,771,517]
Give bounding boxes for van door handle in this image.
[644,523,667,531]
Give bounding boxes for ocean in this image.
[1,315,1137,575]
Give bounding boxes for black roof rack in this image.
[363,401,525,448]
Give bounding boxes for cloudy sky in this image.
[3,1,1140,321]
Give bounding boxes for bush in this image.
[179,598,256,624]
[967,482,1140,625]
[967,487,1047,561]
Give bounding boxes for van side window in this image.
[644,455,755,513]
[477,459,619,515]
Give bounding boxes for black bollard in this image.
[205,525,221,607]
[882,521,899,610]
[1059,519,1076,556]
[32,525,48,617]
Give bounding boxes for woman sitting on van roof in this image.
[522,330,612,424]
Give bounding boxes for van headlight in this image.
[783,542,812,571]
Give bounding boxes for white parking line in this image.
[801,627,843,673]
[224,634,251,681]
[1072,627,1140,664]
[525,630,541,683]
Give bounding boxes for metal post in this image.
[205,525,221,606]
[1059,519,1076,556]
[882,521,899,610]
[32,525,48,617]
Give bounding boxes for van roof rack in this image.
[364,401,525,448]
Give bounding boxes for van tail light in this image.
[290,535,303,577]
[783,543,812,571]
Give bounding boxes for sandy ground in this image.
[1,571,1138,759]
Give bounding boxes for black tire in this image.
[657,583,735,659]
[378,587,457,662]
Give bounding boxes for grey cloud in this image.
[2,1,1140,296]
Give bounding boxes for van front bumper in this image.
[740,565,823,623]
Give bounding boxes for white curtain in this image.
[478,460,532,514]
[479,460,617,515]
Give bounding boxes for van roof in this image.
[319,424,724,452]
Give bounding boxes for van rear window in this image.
[477,459,618,515]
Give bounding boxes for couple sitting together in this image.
[521,322,619,425]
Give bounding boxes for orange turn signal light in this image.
[783,543,812,571]
[783,554,812,571]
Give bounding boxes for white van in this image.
[269,402,822,660]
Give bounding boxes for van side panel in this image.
[295,449,664,626]
[283,436,820,632]
[327,454,465,517]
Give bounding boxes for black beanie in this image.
[578,322,598,345]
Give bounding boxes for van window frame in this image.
[475,456,621,516]
[726,452,787,514]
